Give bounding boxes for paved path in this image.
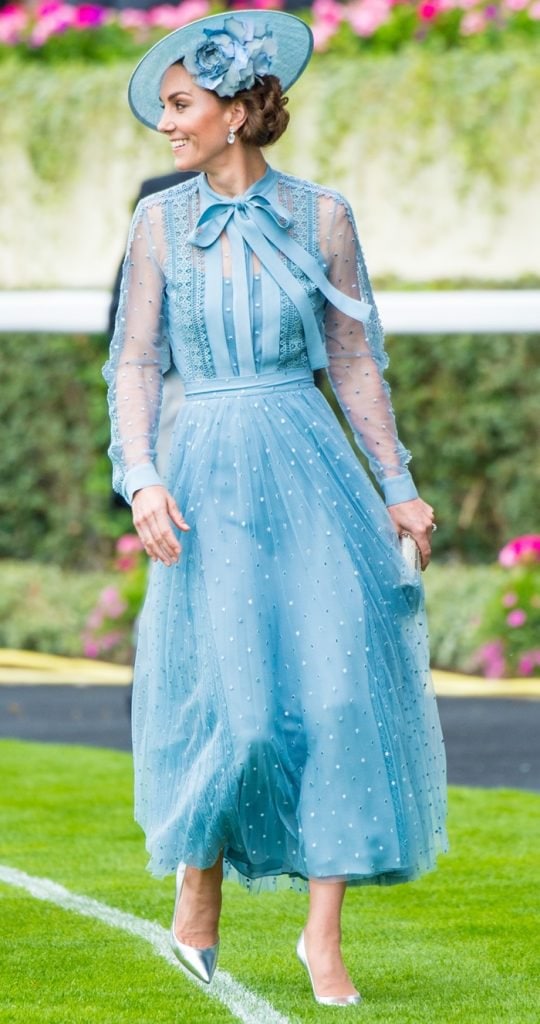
[0,685,538,792]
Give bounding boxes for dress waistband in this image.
[184,368,314,399]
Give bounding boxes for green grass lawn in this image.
[0,739,538,1024]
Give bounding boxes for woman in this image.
[103,10,448,1006]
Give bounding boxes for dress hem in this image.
[142,839,450,893]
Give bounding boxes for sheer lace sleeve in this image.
[102,200,170,505]
[320,194,418,507]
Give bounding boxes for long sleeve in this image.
[102,200,170,505]
[320,194,418,507]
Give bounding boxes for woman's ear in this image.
[228,100,248,133]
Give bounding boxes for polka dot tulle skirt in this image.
[131,378,449,892]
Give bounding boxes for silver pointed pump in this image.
[170,862,220,984]
[296,930,362,1007]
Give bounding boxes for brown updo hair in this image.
[225,75,289,147]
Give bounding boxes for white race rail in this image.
[0,289,539,334]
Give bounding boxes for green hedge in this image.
[4,4,539,65]
[0,559,114,658]
[0,332,131,567]
[1,330,538,566]
[2,45,540,200]
[0,557,503,673]
[385,332,540,561]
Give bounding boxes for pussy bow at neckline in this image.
[187,169,372,371]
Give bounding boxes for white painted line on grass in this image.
[0,864,294,1024]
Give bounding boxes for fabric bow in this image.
[188,190,372,372]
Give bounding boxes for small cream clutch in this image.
[400,533,421,575]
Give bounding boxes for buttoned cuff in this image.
[123,463,164,505]
[382,473,419,507]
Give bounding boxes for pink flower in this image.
[115,533,144,572]
[506,609,527,628]
[147,0,210,30]
[460,9,486,33]
[30,4,76,46]
[419,1,439,19]
[74,4,106,28]
[86,608,104,630]
[472,640,506,679]
[501,591,518,608]
[116,554,138,572]
[312,0,345,28]
[499,534,540,568]
[83,637,101,658]
[518,654,534,675]
[312,21,340,49]
[517,650,540,676]
[529,1,540,19]
[346,0,392,37]
[116,533,144,555]
[504,0,528,9]
[484,658,506,679]
[246,0,284,8]
[117,9,150,30]
[311,0,344,46]
[0,5,28,44]
[230,0,283,7]
[36,1,64,15]
[98,585,127,619]
[479,641,503,657]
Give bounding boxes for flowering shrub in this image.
[83,533,146,662]
[499,533,540,567]
[471,534,540,678]
[1,0,539,61]
[0,0,212,60]
[310,0,540,52]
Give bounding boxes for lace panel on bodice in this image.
[103,169,417,506]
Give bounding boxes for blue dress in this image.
[103,164,448,891]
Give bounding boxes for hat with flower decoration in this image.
[128,9,313,130]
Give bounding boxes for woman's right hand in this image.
[387,496,435,571]
[132,485,190,566]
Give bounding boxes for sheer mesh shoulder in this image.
[319,193,418,506]
[102,199,170,504]
[103,171,418,507]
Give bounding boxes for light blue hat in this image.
[128,9,314,131]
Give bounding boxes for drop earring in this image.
[227,128,236,145]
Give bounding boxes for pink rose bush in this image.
[471,534,540,678]
[83,533,147,662]
[0,0,212,57]
[0,4,28,45]
[499,534,540,567]
[1,1,539,59]
[309,0,540,52]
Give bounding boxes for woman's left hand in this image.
[387,497,436,570]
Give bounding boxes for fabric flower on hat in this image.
[182,15,277,97]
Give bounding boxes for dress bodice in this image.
[103,165,418,507]
[163,165,331,380]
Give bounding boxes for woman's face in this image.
[157,63,240,173]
